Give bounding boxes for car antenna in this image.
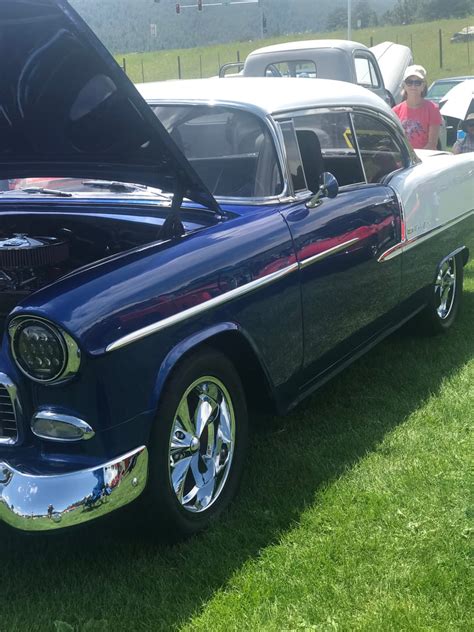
[158,183,185,240]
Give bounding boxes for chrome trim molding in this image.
[31,409,95,442]
[299,238,360,269]
[106,262,299,352]
[8,316,81,385]
[0,446,148,532]
[378,209,473,263]
[0,373,21,446]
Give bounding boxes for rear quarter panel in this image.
[389,152,474,303]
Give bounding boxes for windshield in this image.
[427,81,460,99]
[151,105,283,198]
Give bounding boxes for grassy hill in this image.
[116,14,474,85]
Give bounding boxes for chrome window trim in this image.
[348,111,368,183]
[0,373,21,445]
[8,316,81,385]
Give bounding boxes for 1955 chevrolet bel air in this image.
[0,0,473,537]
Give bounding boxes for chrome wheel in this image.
[168,376,236,513]
[434,257,456,320]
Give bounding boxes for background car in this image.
[427,76,474,145]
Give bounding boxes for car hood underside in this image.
[0,0,219,212]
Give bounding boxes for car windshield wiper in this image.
[82,180,170,198]
[17,187,73,197]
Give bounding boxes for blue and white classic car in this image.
[0,0,473,537]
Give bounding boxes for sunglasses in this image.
[405,79,423,86]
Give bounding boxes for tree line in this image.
[69,0,472,54]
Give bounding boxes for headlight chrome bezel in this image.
[8,316,81,384]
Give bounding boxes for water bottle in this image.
[457,129,466,142]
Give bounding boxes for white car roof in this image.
[137,77,393,118]
[247,39,370,55]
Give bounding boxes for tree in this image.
[420,0,474,19]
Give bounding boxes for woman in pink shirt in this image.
[392,65,442,150]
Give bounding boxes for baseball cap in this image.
[403,64,427,82]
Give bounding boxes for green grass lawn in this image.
[116,14,474,84]
[2,262,472,631]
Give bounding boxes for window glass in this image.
[352,112,404,183]
[265,60,317,78]
[152,105,282,197]
[279,120,306,192]
[354,56,380,88]
[287,111,365,188]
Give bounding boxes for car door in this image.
[353,51,391,105]
[277,109,404,382]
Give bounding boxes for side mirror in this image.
[384,89,396,108]
[306,172,339,209]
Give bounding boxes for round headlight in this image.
[9,318,80,384]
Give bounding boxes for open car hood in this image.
[0,0,220,212]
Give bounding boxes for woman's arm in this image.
[425,124,440,150]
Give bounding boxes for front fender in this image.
[150,321,275,414]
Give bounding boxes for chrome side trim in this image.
[378,209,474,262]
[106,262,299,352]
[299,238,360,269]
[31,410,95,442]
[0,373,21,446]
[0,446,148,532]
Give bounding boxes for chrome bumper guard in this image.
[0,446,148,531]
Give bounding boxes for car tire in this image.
[417,253,463,334]
[143,347,248,539]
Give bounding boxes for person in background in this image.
[452,113,474,154]
[392,65,442,150]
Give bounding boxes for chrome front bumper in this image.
[0,446,148,531]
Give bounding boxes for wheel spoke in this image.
[195,474,216,511]
[219,398,233,444]
[170,456,193,501]
[195,395,219,438]
[176,397,194,434]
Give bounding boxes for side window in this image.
[279,120,307,192]
[354,56,380,88]
[291,111,365,188]
[352,113,404,183]
[265,60,317,78]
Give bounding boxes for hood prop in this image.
[158,184,185,240]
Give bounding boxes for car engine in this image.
[0,233,70,292]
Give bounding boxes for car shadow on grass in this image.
[1,274,473,632]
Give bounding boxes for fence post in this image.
[141,59,145,83]
[177,55,181,79]
[467,26,471,69]
[396,34,398,44]
[217,52,221,73]
[200,54,203,78]
[122,58,127,75]
[237,50,240,62]
[370,35,373,47]
[439,29,443,69]
[410,33,413,53]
